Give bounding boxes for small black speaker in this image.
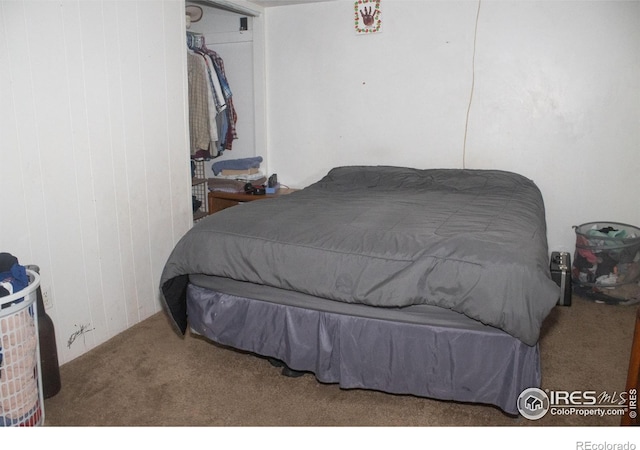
[550,251,572,306]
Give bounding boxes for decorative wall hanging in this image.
[354,0,382,35]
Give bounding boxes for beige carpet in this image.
[42,296,636,427]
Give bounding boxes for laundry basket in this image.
[572,222,640,305]
[0,269,44,426]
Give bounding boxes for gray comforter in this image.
[161,166,559,346]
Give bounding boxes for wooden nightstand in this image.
[208,188,297,214]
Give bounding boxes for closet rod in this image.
[192,0,262,17]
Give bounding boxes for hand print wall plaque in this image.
[354,0,382,35]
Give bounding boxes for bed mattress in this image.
[161,166,560,346]
[190,273,505,330]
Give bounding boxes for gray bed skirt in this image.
[186,283,540,416]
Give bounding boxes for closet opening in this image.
[184,1,266,221]
[185,0,267,172]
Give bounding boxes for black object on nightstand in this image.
[550,251,572,306]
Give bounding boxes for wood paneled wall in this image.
[0,0,192,364]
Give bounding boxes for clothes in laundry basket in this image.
[572,222,640,305]
[0,253,28,301]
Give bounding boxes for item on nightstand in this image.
[265,184,280,195]
[265,174,279,194]
[208,177,267,194]
[220,168,260,177]
[244,183,266,195]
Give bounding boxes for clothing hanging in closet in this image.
[187,33,238,159]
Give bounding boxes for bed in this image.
[160,165,560,415]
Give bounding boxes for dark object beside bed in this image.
[160,166,559,415]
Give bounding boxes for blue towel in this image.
[212,156,263,175]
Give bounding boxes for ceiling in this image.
[248,0,335,7]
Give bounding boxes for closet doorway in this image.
[184,1,266,180]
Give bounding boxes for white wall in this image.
[264,0,640,254]
[0,0,192,364]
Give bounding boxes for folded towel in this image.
[212,171,265,182]
[220,168,259,176]
[212,156,263,175]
